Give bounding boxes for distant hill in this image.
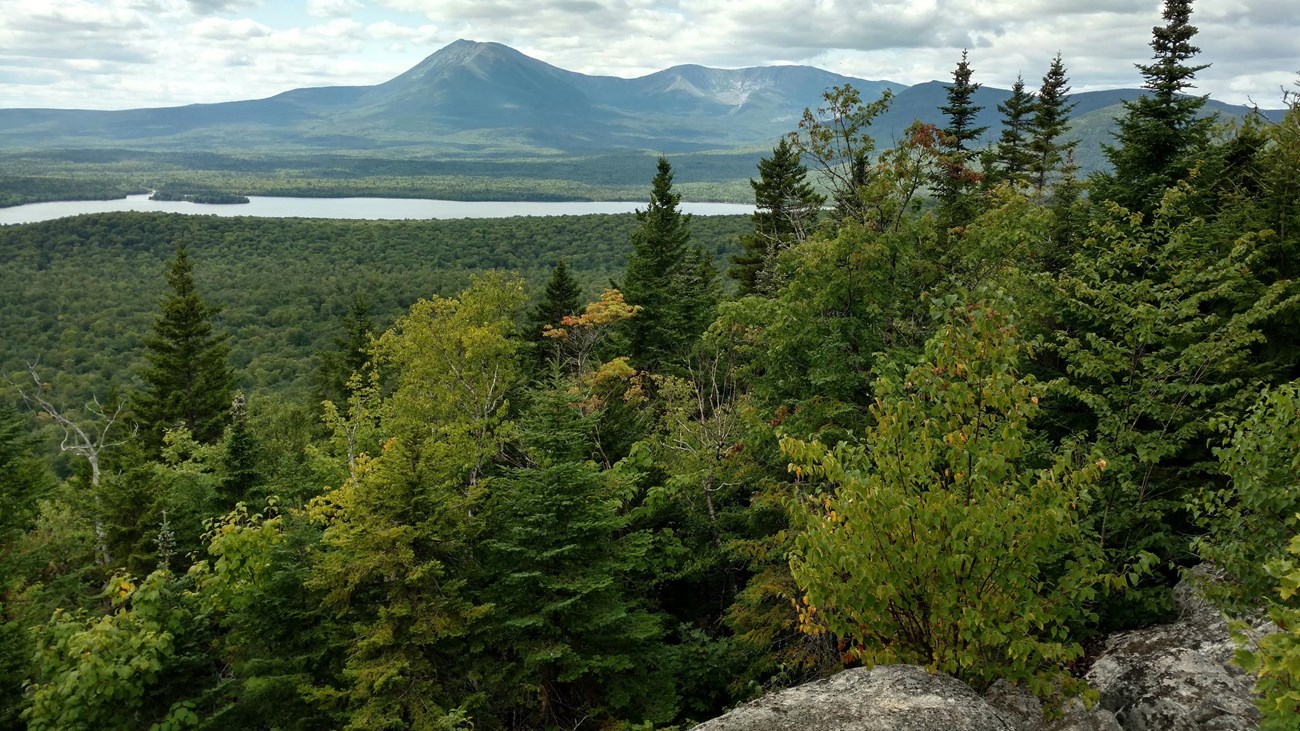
[0,40,900,155]
[0,40,1285,199]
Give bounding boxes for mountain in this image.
[0,40,899,154]
[0,40,1283,173]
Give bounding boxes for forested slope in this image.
[0,212,748,397]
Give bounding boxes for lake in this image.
[0,194,755,225]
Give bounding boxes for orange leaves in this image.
[547,289,641,341]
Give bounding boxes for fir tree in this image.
[527,259,584,369]
[935,50,989,239]
[992,75,1036,189]
[317,293,374,406]
[1028,53,1078,195]
[1094,0,1214,213]
[676,245,722,339]
[730,138,825,295]
[219,393,259,506]
[622,157,695,369]
[134,245,234,448]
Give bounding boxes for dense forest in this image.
[3,2,1300,729]
[0,212,750,400]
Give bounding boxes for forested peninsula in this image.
[3,2,1300,730]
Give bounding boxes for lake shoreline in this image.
[0,194,755,226]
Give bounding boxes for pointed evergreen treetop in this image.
[134,244,234,447]
[1028,53,1078,194]
[935,50,989,238]
[730,137,824,295]
[993,75,1036,188]
[622,157,702,370]
[940,50,988,154]
[526,259,585,372]
[530,259,583,332]
[318,292,376,405]
[1096,0,1214,212]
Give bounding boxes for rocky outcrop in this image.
[1082,572,1268,731]
[692,665,1015,731]
[692,574,1267,731]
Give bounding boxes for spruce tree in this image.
[317,293,375,406]
[1028,53,1078,195]
[219,393,259,506]
[1094,0,1214,213]
[935,50,989,239]
[527,259,583,369]
[622,157,694,369]
[992,75,1036,189]
[135,245,234,448]
[676,245,722,339]
[730,138,825,295]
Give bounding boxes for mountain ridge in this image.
[0,40,1284,169]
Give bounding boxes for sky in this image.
[0,0,1296,110]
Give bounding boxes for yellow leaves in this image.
[557,288,641,332]
[1096,459,1107,471]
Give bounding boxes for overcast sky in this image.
[1,0,1296,110]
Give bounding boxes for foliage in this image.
[476,388,675,729]
[316,294,375,408]
[306,273,523,729]
[622,157,711,370]
[1028,54,1078,195]
[990,75,1036,189]
[1093,0,1215,213]
[134,245,234,448]
[0,211,749,405]
[786,298,1113,694]
[0,406,56,728]
[1196,383,1300,612]
[526,260,584,372]
[790,84,894,224]
[1233,532,1300,729]
[543,288,642,376]
[25,571,214,731]
[935,50,988,238]
[1050,186,1298,624]
[730,138,824,295]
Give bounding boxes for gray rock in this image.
[1084,572,1266,731]
[983,680,1042,731]
[1041,698,1124,731]
[983,680,1121,731]
[692,665,1015,731]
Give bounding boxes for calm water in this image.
[0,194,754,225]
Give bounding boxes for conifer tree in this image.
[730,138,825,295]
[219,393,258,506]
[935,50,988,239]
[992,75,1036,189]
[1028,53,1078,195]
[317,293,374,406]
[527,259,584,369]
[622,157,695,369]
[1094,0,1214,213]
[677,246,722,341]
[135,245,234,448]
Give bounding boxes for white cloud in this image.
[0,0,1295,109]
[307,0,363,18]
[191,17,273,40]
